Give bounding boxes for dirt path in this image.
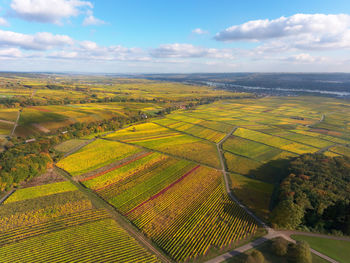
[0,189,15,204]
[32,123,50,133]
[308,114,325,128]
[216,126,268,228]
[64,138,96,157]
[0,119,15,125]
[10,110,21,137]
[316,143,337,154]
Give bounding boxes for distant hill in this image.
[136,73,350,98]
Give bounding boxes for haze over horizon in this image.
[0,0,350,73]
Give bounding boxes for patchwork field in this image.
[73,145,259,262]
[106,123,221,168]
[3,88,350,263]
[0,173,160,262]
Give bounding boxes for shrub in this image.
[272,237,288,256]
[246,250,265,263]
[288,241,312,263]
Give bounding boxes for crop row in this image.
[153,183,257,261]
[0,209,109,246]
[95,155,172,198]
[83,152,166,190]
[154,118,226,143]
[234,127,318,154]
[0,219,160,263]
[56,139,141,176]
[109,160,195,214]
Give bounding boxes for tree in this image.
[288,241,312,263]
[270,199,304,229]
[272,237,288,256]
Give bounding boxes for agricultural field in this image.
[72,146,259,262]
[160,97,350,181]
[56,139,142,176]
[0,172,160,262]
[154,117,226,143]
[54,139,90,153]
[2,72,350,263]
[229,173,274,220]
[14,102,167,137]
[105,123,221,168]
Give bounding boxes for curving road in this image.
[207,126,341,263]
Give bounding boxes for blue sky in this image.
[0,0,350,72]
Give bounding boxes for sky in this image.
[0,0,350,73]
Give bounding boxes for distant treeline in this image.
[0,99,205,193]
[270,154,350,235]
[0,94,246,108]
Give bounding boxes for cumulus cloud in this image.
[192,28,208,35]
[0,17,9,26]
[0,29,74,50]
[215,14,350,51]
[150,43,235,59]
[10,0,93,24]
[216,14,350,40]
[83,12,106,26]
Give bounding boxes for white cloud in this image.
[216,14,350,41]
[0,48,22,58]
[0,17,9,26]
[83,14,106,26]
[150,43,235,59]
[283,53,326,63]
[216,14,350,52]
[0,29,74,50]
[10,0,93,24]
[192,28,208,35]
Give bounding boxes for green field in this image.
[292,235,350,263]
[229,173,274,219]
[4,181,77,203]
[54,139,89,153]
